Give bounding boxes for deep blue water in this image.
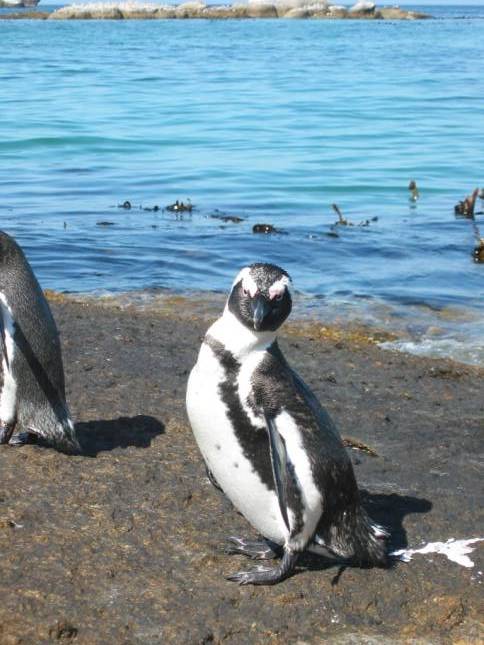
[1,7,483,363]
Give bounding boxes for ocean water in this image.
[1,7,483,364]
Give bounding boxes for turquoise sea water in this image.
[1,7,483,364]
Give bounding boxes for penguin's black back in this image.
[0,231,66,408]
[251,341,387,567]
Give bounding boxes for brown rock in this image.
[247,1,278,17]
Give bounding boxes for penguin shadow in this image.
[299,491,432,580]
[74,415,165,457]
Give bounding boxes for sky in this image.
[397,1,483,4]
[398,0,484,7]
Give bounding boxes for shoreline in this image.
[1,2,432,20]
[0,295,482,642]
[44,289,484,369]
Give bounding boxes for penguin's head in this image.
[227,263,292,332]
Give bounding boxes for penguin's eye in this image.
[275,292,284,302]
[243,288,250,297]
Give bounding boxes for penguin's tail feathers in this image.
[316,506,389,568]
[29,412,81,454]
[58,417,81,454]
[0,292,15,369]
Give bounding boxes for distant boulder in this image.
[275,0,327,18]
[175,1,206,17]
[283,7,311,18]
[247,0,278,17]
[349,1,375,13]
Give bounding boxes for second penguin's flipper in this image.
[227,549,300,586]
[264,412,290,532]
[0,293,14,369]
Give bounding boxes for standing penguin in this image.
[186,263,387,585]
[0,231,79,452]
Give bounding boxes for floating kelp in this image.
[96,221,116,226]
[252,223,286,234]
[473,239,484,264]
[454,188,479,217]
[408,180,420,203]
[331,203,378,228]
[209,210,244,224]
[165,199,193,213]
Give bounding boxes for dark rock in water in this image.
[252,223,284,234]
[165,199,193,213]
[143,205,160,212]
[119,200,132,210]
[96,221,115,226]
[454,188,479,217]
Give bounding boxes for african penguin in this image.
[0,231,79,452]
[186,262,387,585]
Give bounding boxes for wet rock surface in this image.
[0,297,482,643]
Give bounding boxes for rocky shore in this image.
[1,1,431,20]
[0,294,482,643]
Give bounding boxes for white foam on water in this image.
[392,537,484,568]
[379,337,484,367]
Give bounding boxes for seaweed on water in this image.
[209,210,244,224]
[330,204,378,229]
[252,223,286,235]
[454,188,479,218]
[408,180,420,203]
[165,199,193,213]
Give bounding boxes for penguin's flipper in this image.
[264,413,290,532]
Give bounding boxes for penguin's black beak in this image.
[251,294,271,331]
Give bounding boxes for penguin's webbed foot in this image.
[226,549,300,586]
[225,536,282,560]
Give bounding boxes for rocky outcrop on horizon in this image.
[47,1,431,20]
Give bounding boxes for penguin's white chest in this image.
[186,343,285,544]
